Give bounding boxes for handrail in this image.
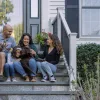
[58,10,71,36]
[50,7,77,90]
[51,8,71,37]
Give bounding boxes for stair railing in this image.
[49,7,77,90]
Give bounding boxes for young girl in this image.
[37,33,63,82]
[4,46,22,82]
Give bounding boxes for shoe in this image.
[6,78,11,82]
[12,78,17,82]
[50,76,56,82]
[41,76,48,82]
[0,75,5,82]
[31,77,36,82]
[24,76,30,82]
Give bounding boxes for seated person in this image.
[4,46,22,82]
[0,24,16,81]
[37,33,63,82]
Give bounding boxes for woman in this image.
[14,33,38,82]
[37,33,63,82]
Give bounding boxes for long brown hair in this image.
[48,33,63,55]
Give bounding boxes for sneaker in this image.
[50,76,56,82]
[6,78,11,82]
[12,78,17,82]
[31,77,36,82]
[41,76,48,82]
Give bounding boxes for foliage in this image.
[13,23,23,44]
[76,56,100,100]
[0,0,14,25]
[77,43,100,82]
[34,32,48,45]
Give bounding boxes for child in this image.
[4,46,22,82]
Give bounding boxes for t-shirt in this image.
[0,34,16,53]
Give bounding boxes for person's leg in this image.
[9,63,15,78]
[41,61,57,82]
[37,61,47,77]
[41,61,57,76]
[14,61,27,77]
[4,63,11,82]
[29,58,37,76]
[29,58,37,82]
[13,61,29,81]
[9,63,17,82]
[0,52,5,75]
[4,63,10,78]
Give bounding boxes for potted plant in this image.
[34,32,48,50]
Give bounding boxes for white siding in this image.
[41,0,65,32]
[49,0,65,18]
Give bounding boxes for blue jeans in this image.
[14,58,37,77]
[4,63,15,78]
[37,61,57,77]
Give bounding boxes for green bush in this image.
[77,43,100,82]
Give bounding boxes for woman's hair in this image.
[48,33,63,55]
[19,33,33,47]
[11,46,22,58]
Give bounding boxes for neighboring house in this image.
[65,0,100,44]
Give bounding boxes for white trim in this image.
[79,0,82,38]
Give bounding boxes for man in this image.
[0,24,16,81]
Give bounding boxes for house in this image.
[0,0,82,99]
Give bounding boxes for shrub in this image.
[77,43,100,82]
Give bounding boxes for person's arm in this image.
[30,44,39,59]
[11,37,16,48]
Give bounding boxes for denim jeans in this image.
[37,61,57,77]
[4,63,15,78]
[14,58,37,77]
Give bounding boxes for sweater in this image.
[42,46,60,65]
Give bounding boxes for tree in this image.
[0,0,14,25]
[13,23,23,44]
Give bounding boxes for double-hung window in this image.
[80,0,100,37]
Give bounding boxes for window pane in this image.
[31,0,38,17]
[82,9,100,36]
[82,0,100,6]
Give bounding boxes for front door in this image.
[23,0,41,39]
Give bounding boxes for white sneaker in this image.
[41,76,48,82]
[6,78,11,82]
[12,78,17,82]
[50,76,56,82]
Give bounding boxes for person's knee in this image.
[4,63,9,69]
[29,58,36,63]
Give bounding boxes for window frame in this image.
[79,0,100,38]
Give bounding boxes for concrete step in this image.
[13,72,69,82]
[0,91,76,100]
[0,82,69,92]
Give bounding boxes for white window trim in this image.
[79,0,100,39]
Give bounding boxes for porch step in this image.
[14,72,69,82]
[0,82,69,92]
[0,91,76,100]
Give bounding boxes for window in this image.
[31,0,38,17]
[80,0,100,37]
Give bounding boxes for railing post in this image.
[69,33,77,90]
[57,8,61,41]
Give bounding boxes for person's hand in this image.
[30,49,36,55]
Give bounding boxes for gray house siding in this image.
[65,0,79,37]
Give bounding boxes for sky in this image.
[8,0,23,26]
